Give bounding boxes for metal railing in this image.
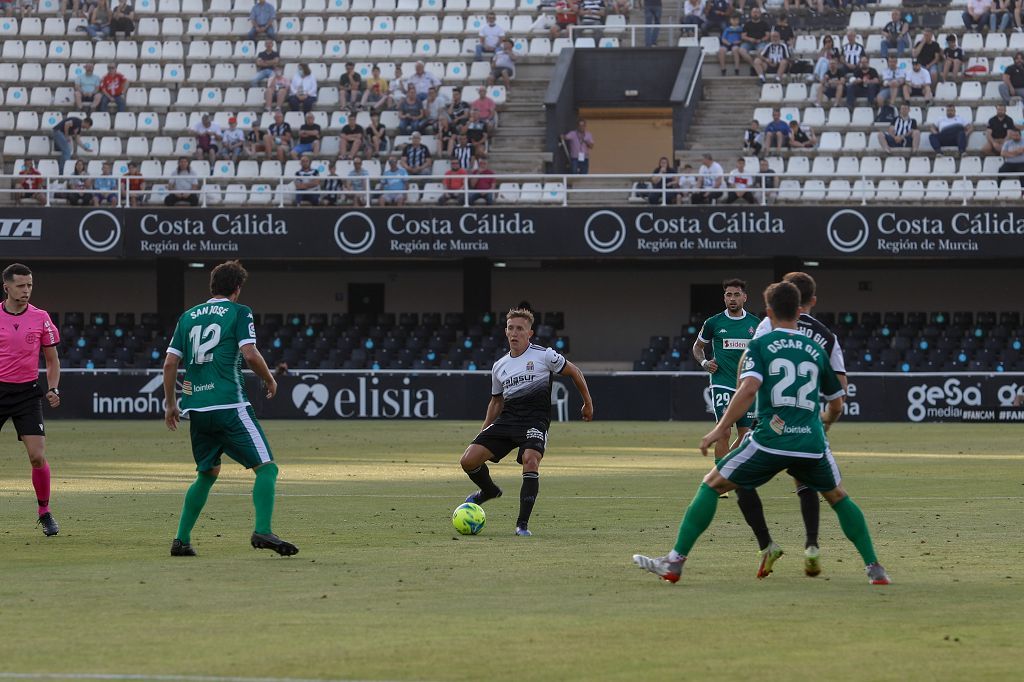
[568,22,701,48]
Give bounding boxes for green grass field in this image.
[1,421,1022,682]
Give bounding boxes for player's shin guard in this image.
[735,487,773,551]
[31,462,51,516]
[252,462,278,535]
[831,496,879,565]
[796,484,820,548]
[673,483,720,556]
[516,471,539,529]
[466,463,501,499]
[176,470,217,544]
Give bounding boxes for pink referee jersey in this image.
[0,304,60,384]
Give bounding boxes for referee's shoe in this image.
[37,512,59,537]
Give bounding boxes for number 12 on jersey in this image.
[189,324,222,364]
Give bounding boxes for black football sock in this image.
[735,487,773,551]
[466,464,501,500]
[797,484,821,548]
[516,472,539,529]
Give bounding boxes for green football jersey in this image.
[167,298,257,414]
[698,309,758,389]
[740,328,845,457]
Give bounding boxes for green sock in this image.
[832,496,878,565]
[252,462,279,534]
[176,471,217,544]
[673,483,721,556]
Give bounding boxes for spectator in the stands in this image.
[913,29,942,80]
[929,104,972,154]
[92,162,117,206]
[437,113,454,155]
[361,65,390,111]
[408,62,442,102]
[475,12,506,61]
[903,60,933,105]
[401,132,432,178]
[452,132,475,170]
[291,112,321,159]
[85,0,112,40]
[220,117,245,161]
[264,66,289,112]
[738,8,770,71]
[293,155,321,206]
[252,40,279,87]
[676,164,697,204]
[771,15,795,50]
[647,156,678,205]
[725,157,756,205]
[942,35,964,82]
[682,0,705,33]
[962,0,992,31]
[763,108,790,152]
[542,0,578,40]
[880,10,910,59]
[466,110,489,158]
[840,30,864,69]
[65,160,92,206]
[449,87,470,131]
[756,157,777,204]
[983,104,1017,155]
[267,109,292,163]
[388,65,408,106]
[998,128,1024,179]
[878,104,920,152]
[692,153,723,204]
[878,56,906,109]
[744,119,763,156]
[846,55,880,109]
[468,158,497,205]
[999,52,1024,104]
[438,157,469,205]
[817,56,847,107]
[489,38,517,89]
[718,15,743,77]
[98,63,128,113]
[248,0,276,40]
[364,111,388,156]
[378,156,408,206]
[110,0,134,38]
[398,88,425,135]
[320,160,344,206]
[339,62,363,112]
[51,115,93,167]
[577,0,606,33]
[644,0,662,47]
[423,86,449,134]
[74,63,102,113]
[165,157,199,207]
[563,118,594,174]
[785,0,823,16]
[288,63,318,114]
[346,157,371,206]
[813,35,840,82]
[124,161,145,206]
[788,120,816,149]
[704,0,731,36]
[18,160,45,206]
[191,114,222,166]
[471,86,498,134]
[754,31,790,83]
[245,121,265,158]
[991,0,1015,32]
[339,116,364,160]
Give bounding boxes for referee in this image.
[0,263,62,536]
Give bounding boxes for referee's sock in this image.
[176,470,217,545]
[516,471,539,529]
[31,462,51,516]
[735,487,774,551]
[796,484,820,548]
[466,463,501,500]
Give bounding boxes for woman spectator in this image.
[813,35,840,83]
[85,0,112,40]
[65,160,92,206]
[110,0,135,40]
[288,63,318,114]
[364,111,388,156]
[647,156,678,205]
[264,66,289,112]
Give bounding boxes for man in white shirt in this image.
[475,13,506,62]
[219,117,245,161]
[962,0,992,31]
[725,157,755,205]
[877,56,906,108]
[407,61,442,102]
[692,153,724,204]
[191,113,223,166]
[902,61,933,104]
[929,104,973,154]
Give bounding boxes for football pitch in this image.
[1,420,1021,682]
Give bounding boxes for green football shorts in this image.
[710,385,755,429]
[188,405,274,471]
[717,437,841,492]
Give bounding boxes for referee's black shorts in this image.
[0,381,46,440]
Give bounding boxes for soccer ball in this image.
[452,502,486,535]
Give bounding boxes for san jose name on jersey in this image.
[491,344,567,427]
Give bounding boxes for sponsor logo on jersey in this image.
[722,338,750,350]
[526,361,534,371]
[182,380,193,395]
[192,382,215,393]
[742,356,755,372]
[783,425,813,434]
[526,428,546,442]
[748,326,755,335]
[769,414,786,434]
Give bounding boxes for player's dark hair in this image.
[2,263,32,282]
[722,278,746,292]
[782,271,816,306]
[765,282,801,322]
[209,260,248,297]
[507,307,535,326]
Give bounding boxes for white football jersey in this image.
[490,344,567,426]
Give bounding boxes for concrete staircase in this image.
[681,76,758,166]
[490,63,552,175]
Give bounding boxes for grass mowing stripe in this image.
[0,674,422,682]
